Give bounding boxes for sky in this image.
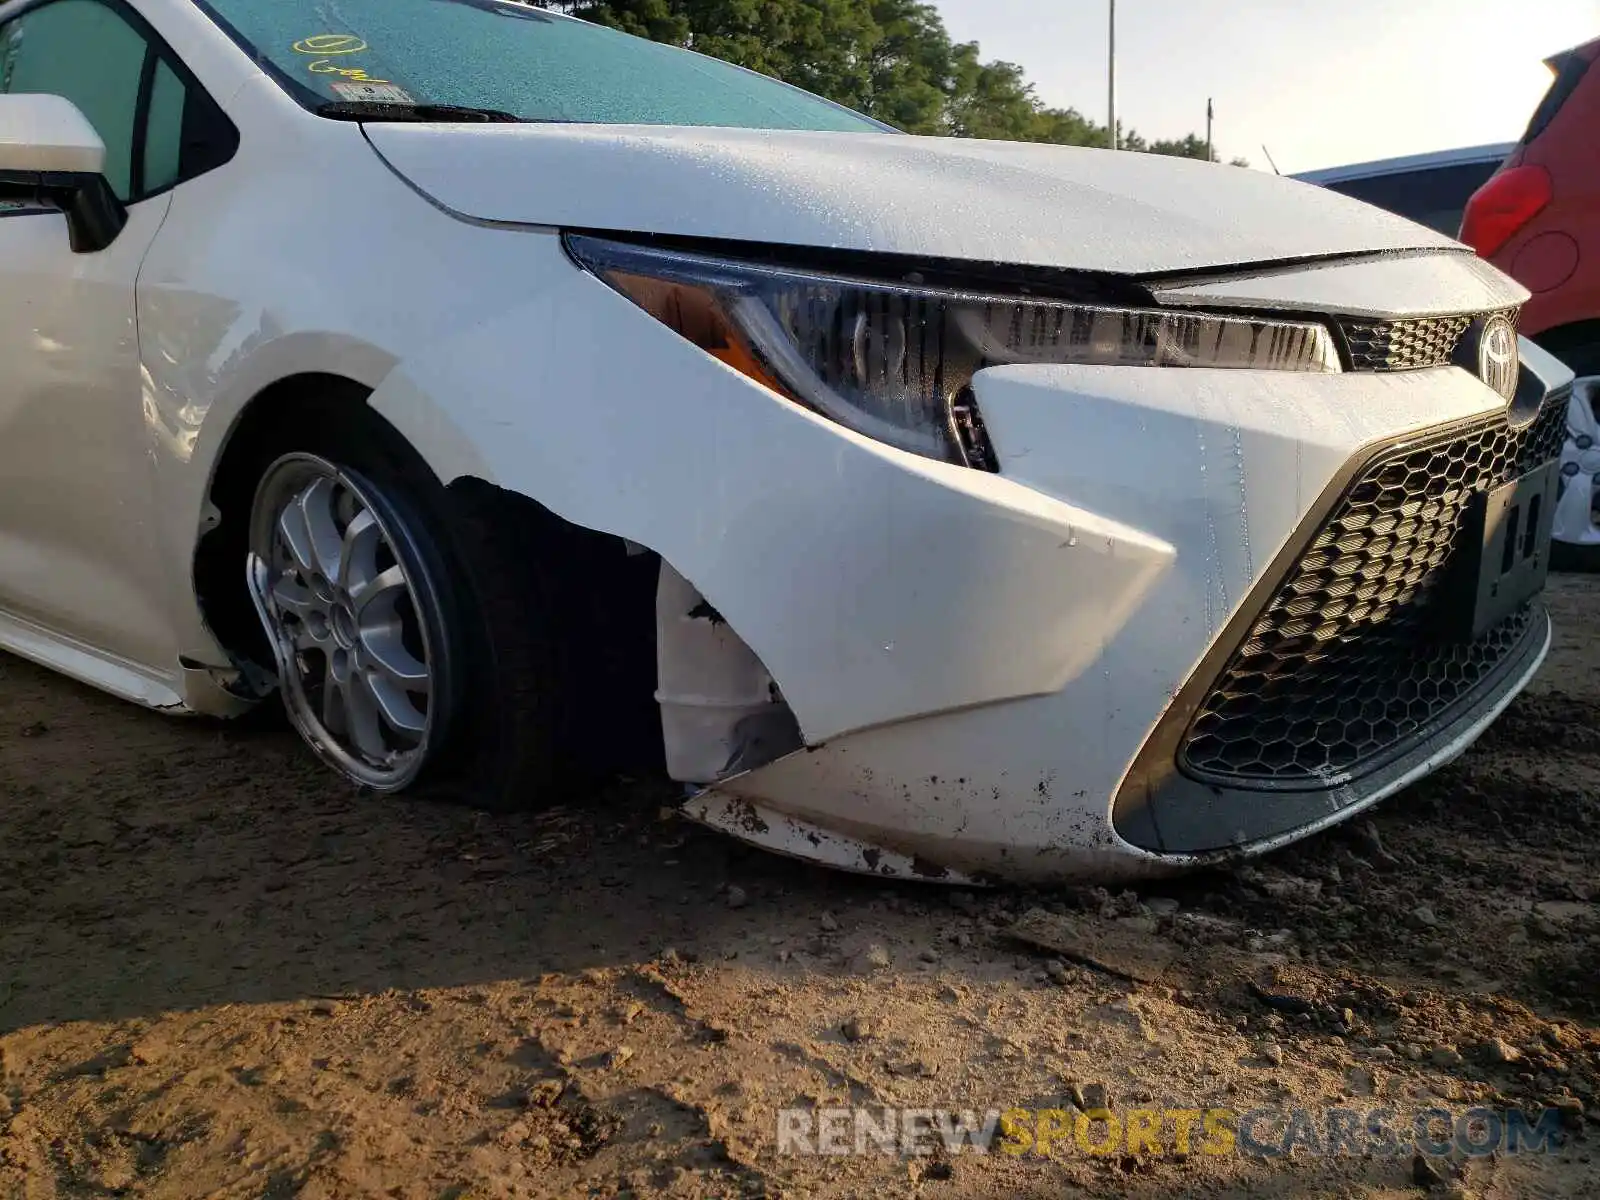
[934,0,1598,173]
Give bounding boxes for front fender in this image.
[368,236,1174,744]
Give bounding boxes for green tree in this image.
[542,0,1233,161]
[946,52,1039,140]
[857,0,957,134]
[557,0,688,41]
[1147,133,1210,159]
[1027,105,1110,148]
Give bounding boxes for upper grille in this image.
[1340,309,1517,372]
[1179,393,1565,787]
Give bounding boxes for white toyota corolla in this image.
[0,0,1574,883]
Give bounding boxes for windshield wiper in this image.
[315,102,527,123]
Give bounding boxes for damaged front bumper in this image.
[671,343,1573,884]
[373,239,1571,885]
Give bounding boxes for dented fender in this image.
[369,237,1177,744]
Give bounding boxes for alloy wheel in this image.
[1555,376,1600,549]
[246,453,450,790]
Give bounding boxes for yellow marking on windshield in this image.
[292,34,367,55]
[308,60,390,84]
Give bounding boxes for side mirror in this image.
[0,94,126,252]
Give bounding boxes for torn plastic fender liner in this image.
[656,562,801,784]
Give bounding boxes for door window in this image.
[0,0,149,200]
[143,59,187,194]
[0,0,235,204]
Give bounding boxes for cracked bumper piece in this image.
[683,349,1571,885]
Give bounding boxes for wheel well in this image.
[194,374,666,773]
[194,374,385,671]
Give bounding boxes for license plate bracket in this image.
[1441,461,1558,642]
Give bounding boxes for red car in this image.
[1462,36,1600,565]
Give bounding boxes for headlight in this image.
[566,235,1342,468]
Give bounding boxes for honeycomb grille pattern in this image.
[1342,313,1475,371]
[1180,394,1565,786]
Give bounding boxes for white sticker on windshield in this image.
[329,82,414,103]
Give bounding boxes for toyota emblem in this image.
[1475,314,1520,402]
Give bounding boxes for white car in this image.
[0,0,1573,884]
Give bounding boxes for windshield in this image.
[195,0,886,132]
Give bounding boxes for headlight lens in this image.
[566,235,1342,467]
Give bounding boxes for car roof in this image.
[1292,143,1515,186]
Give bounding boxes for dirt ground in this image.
[4,581,1600,1199]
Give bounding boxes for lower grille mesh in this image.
[1180,394,1565,786]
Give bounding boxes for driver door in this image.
[0,0,220,672]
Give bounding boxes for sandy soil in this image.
[3,579,1600,1198]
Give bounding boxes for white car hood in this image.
[365,124,1464,276]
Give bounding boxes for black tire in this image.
[245,398,578,812]
[436,479,665,803]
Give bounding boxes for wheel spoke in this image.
[297,476,344,582]
[350,564,407,618]
[321,656,345,732]
[342,670,390,761]
[367,671,428,737]
[361,626,429,692]
[276,503,318,578]
[340,508,381,593]
[271,576,319,621]
[293,621,331,652]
